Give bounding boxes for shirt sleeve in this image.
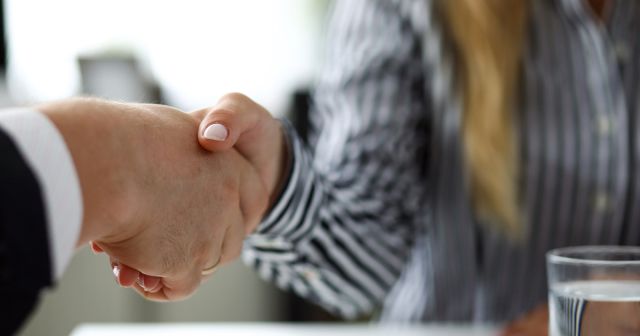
[0,108,83,281]
[243,0,429,319]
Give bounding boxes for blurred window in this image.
[5,0,327,115]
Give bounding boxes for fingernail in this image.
[203,123,228,141]
[90,243,98,254]
[112,264,120,279]
[137,275,147,291]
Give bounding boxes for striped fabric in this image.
[243,0,640,322]
[552,293,586,336]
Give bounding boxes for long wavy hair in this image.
[441,0,529,235]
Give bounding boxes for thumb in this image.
[191,93,262,153]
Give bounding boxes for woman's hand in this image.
[500,303,548,336]
[41,98,268,301]
[192,93,289,226]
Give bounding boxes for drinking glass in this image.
[547,246,640,336]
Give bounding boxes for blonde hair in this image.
[441,0,529,235]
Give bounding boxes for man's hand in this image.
[41,98,268,301]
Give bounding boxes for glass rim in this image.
[547,245,640,266]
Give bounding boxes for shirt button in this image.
[594,193,610,213]
[597,115,611,137]
[303,269,318,281]
[613,42,631,64]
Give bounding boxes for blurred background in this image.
[1,0,335,335]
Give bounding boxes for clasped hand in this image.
[41,96,282,301]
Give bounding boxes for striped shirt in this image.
[243,0,640,322]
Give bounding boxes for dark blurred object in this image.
[288,89,311,145]
[0,0,14,107]
[78,55,162,104]
[287,294,341,322]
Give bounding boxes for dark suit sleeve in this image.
[0,128,52,335]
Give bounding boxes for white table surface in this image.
[71,323,499,336]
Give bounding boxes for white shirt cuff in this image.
[0,108,83,281]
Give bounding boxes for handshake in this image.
[42,93,285,301]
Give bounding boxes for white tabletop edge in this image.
[71,322,499,336]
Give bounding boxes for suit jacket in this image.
[0,127,52,335]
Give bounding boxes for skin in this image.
[41,98,268,300]
[194,93,289,207]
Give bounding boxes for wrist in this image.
[39,98,142,246]
[269,120,292,207]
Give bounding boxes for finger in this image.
[134,201,236,300]
[158,267,204,301]
[193,93,263,152]
[90,241,104,253]
[128,222,241,301]
[97,237,168,277]
[147,280,164,293]
[112,262,140,287]
[127,276,169,301]
[137,273,162,292]
[152,206,235,294]
[130,282,168,302]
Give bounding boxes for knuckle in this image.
[220,92,250,104]
[210,108,236,120]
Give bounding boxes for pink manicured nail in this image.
[203,123,228,141]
